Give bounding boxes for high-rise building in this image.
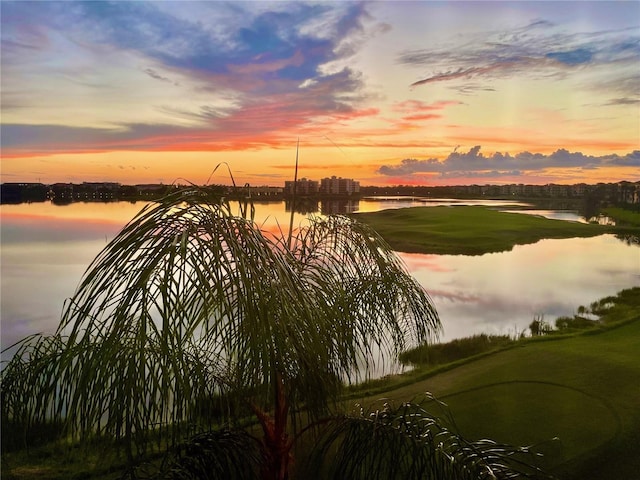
[320,176,360,195]
[284,178,319,195]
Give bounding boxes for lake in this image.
[1,198,638,361]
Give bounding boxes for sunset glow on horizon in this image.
[1,1,638,187]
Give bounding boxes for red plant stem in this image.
[252,373,292,480]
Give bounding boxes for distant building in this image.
[135,184,169,196]
[81,182,120,200]
[247,186,283,197]
[284,178,319,195]
[82,182,120,190]
[0,183,47,203]
[319,176,360,196]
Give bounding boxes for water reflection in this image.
[501,209,586,223]
[401,234,639,341]
[283,198,359,215]
[1,200,148,223]
[360,197,530,211]
[616,233,640,247]
[321,199,359,215]
[282,196,533,215]
[1,200,638,359]
[284,198,319,215]
[2,241,100,349]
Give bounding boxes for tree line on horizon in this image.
[2,179,639,207]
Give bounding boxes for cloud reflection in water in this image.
[399,235,638,341]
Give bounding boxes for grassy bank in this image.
[602,206,640,227]
[354,206,612,255]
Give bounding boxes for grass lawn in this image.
[602,206,640,227]
[354,206,612,255]
[350,315,640,479]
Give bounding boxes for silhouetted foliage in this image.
[302,397,553,480]
[529,315,551,336]
[400,334,514,367]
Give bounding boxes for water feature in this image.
[501,209,587,223]
[1,198,638,358]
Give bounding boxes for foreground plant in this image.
[2,187,440,479]
[303,396,553,480]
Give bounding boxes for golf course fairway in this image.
[354,206,610,255]
[355,316,640,479]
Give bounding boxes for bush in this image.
[555,316,598,331]
[399,334,513,366]
[529,315,552,336]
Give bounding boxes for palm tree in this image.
[1,187,550,479]
[2,187,439,476]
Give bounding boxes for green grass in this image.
[602,207,640,227]
[351,288,640,479]
[354,206,611,255]
[1,440,126,480]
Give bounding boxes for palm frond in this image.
[161,428,262,480]
[303,397,554,480]
[1,334,67,451]
[288,215,440,380]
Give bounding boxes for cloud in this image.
[410,64,523,88]
[400,19,640,102]
[40,1,374,98]
[1,2,387,155]
[143,68,176,85]
[393,99,462,118]
[387,100,462,130]
[605,150,640,167]
[378,146,640,177]
[1,2,377,93]
[452,84,496,95]
[0,69,378,157]
[606,97,640,106]
[439,170,523,179]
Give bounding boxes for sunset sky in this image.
[1,1,639,187]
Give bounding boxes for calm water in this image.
[1,199,638,359]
